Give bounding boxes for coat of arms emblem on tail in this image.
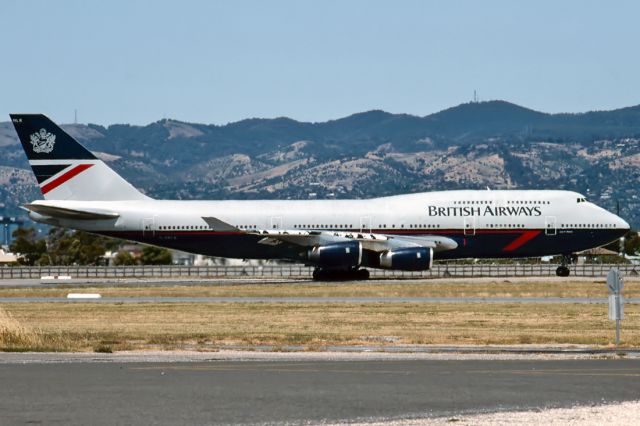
[29,128,56,153]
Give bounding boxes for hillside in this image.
[1,100,639,227]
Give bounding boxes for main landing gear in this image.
[312,268,370,281]
[555,254,575,277]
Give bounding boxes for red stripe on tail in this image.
[41,164,94,195]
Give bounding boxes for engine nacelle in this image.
[308,241,362,268]
[379,247,433,271]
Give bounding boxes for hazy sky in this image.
[2,0,639,125]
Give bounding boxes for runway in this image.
[1,296,639,304]
[1,356,639,424]
[0,277,305,288]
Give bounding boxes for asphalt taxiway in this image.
[0,277,304,288]
[1,355,639,424]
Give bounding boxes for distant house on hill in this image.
[0,249,18,265]
[577,247,622,264]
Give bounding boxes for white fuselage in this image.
[32,189,627,233]
[28,189,629,261]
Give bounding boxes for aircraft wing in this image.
[251,230,457,253]
[202,216,240,232]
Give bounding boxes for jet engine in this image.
[308,241,362,268]
[379,247,433,271]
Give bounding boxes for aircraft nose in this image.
[619,216,631,231]
[613,213,630,231]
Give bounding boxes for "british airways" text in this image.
[427,205,542,217]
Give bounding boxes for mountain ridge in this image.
[4,100,640,148]
[1,99,639,227]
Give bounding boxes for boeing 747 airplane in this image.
[10,114,630,279]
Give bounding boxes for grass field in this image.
[2,279,637,352]
[0,278,637,298]
[2,300,638,352]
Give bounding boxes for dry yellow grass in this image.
[2,302,639,352]
[0,279,637,299]
[2,279,637,352]
[0,306,39,348]
[0,306,76,351]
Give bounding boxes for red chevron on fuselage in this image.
[502,230,543,252]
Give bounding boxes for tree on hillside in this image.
[9,227,46,266]
[113,250,136,266]
[46,228,112,265]
[624,231,640,255]
[140,246,172,265]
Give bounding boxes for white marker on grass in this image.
[67,293,102,299]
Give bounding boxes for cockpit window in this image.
[577,197,587,203]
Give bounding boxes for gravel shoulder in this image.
[348,400,640,425]
[0,348,635,364]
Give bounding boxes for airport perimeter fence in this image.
[1,263,638,280]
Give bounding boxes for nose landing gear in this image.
[555,254,574,277]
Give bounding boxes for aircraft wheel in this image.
[312,268,369,281]
[356,269,370,280]
[312,268,325,281]
[555,266,570,277]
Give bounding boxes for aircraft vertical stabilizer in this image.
[10,114,149,201]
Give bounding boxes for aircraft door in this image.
[360,216,372,233]
[270,216,282,230]
[463,217,476,236]
[142,216,156,237]
[545,216,557,235]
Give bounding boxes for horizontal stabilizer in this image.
[23,204,119,221]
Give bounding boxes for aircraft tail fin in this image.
[10,114,149,201]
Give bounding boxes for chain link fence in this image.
[1,263,638,279]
